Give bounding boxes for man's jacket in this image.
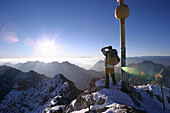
[101,47,120,68]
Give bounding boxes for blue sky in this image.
[0,0,170,59]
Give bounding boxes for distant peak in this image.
[61,61,72,65]
[98,60,104,62]
[63,61,70,63]
[28,70,37,74]
[142,60,153,64]
[51,61,59,64]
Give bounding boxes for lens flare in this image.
[122,67,141,76]
[121,67,151,80]
[156,74,163,78]
[0,22,19,43]
[122,67,164,81]
[6,34,19,42]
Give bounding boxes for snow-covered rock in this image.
[65,78,170,113]
[0,73,81,113]
[0,65,50,103]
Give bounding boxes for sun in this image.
[36,39,58,58]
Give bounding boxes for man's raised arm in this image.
[101,47,108,56]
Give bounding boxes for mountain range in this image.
[92,56,170,71]
[0,65,50,103]
[92,59,170,88]
[2,61,104,90]
[0,63,169,112]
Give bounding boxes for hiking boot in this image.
[105,86,109,89]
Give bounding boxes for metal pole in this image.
[115,0,129,82]
[160,85,165,110]
[120,18,126,81]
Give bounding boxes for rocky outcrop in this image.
[121,82,143,106]
[65,78,148,113]
[0,73,81,113]
[0,65,50,103]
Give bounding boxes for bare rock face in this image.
[65,78,105,112]
[65,93,97,112]
[97,97,105,105]
[87,77,102,92]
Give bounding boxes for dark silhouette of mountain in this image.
[0,65,50,103]
[88,69,105,78]
[129,60,165,73]
[0,73,81,113]
[91,59,170,88]
[3,61,103,90]
[91,56,170,71]
[160,66,170,88]
[126,60,170,88]
[127,56,170,67]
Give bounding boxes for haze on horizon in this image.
[0,0,170,63]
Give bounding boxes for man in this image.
[101,46,120,88]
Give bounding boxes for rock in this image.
[73,94,96,111]
[167,96,170,104]
[119,104,147,113]
[121,82,142,106]
[87,77,101,92]
[155,94,163,102]
[84,107,109,113]
[0,73,81,113]
[146,90,153,97]
[97,97,105,105]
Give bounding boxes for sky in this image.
[0,0,170,61]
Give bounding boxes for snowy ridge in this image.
[0,74,81,113]
[0,66,10,76]
[0,65,50,103]
[65,78,170,113]
[134,84,170,112]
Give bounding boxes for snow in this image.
[71,80,134,113]
[50,96,62,105]
[135,84,170,112]
[71,108,89,113]
[71,79,170,113]
[71,99,76,106]
[104,103,124,113]
[62,82,69,88]
[92,85,134,108]
[95,79,105,87]
[0,74,74,113]
[46,105,65,113]
[95,79,134,107]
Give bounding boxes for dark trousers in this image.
[105,67,116,87]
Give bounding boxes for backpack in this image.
[106,49,119,65]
